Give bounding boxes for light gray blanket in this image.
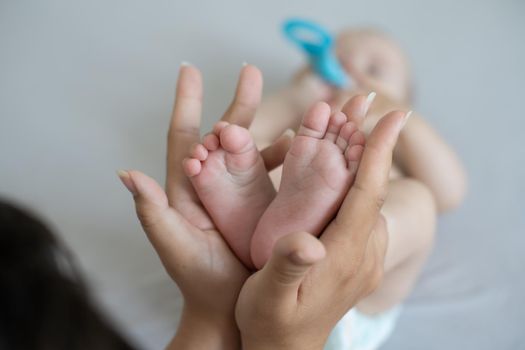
[1,0,523,349]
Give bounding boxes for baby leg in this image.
[356,178,437,315]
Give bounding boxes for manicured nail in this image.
[366,91,376,105]
[117,170,137,195]
[365,91,376,111]
[402,110,413,128]
[180,61,192,67]
[283,128,296,138]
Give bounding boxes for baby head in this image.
[335,28,411,103]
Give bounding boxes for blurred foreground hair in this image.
[0,200,136,350]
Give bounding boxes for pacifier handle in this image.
[283,19,350,89]
[283,19,333,56]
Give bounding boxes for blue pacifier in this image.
[283,18,350,89]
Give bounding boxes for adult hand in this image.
[235,98,409,350]
[118,64,291,350]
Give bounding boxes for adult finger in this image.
[119,170,175,244]
[118,170,200,266]
[358,214,389,296]
[372,214,389,265]
[340,92,376,128]
[257,232,325,310]
[221,64,263,128]
[260,129,295,171]
[322,111,408,256]
[166,64,203,204]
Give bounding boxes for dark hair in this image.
[0,200,137,350]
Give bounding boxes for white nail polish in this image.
[117,169,129,179]
[402,110,413,128]
[366,91,376,110]
[283,128,296,138]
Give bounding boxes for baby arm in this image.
[393,112,467,213]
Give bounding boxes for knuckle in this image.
[352,181,387,213]
[167,126,200,141]
[135,207,164,233]
[373,218,389,253]
[369,265,384,292]
[363,255,377,277]
[375,214,387,232]
[337,256,363,286]
[364,140,386,160]
[233,97,256,110]
[230,97,258,117]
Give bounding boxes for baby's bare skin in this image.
[251,101,365,268]
[184,99,366,270]
[183,121,275,268]
[250,29,466,314]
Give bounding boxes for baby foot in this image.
[251,102,366,268]
[183,121,275,268]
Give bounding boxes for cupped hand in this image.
[118,64,291,348]
[235,97,409,350]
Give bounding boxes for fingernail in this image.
[242,61,248,67]
[365,91,376,111]
[180,61,192,67]
[402,110,412,129]
[283,128,296,138]
[117,170,137,195]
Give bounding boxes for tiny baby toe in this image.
[336,122,357,151]
[347,159,360,175]
[203,133,220,151]
[182,157,202,177]
[348,130,366,147]
[345,145,364,175]
[297,102,331,139]
[213,121,230,135]
[190,143,208,161]
[324,111,347,143]
[220,124,253,154]
[345,144,364,163]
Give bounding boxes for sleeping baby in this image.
[182,27,467,350]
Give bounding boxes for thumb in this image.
[118,170,201,283]
[117,170,169,232]
[259,232,325,306]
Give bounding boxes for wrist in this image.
[242,340,324,350]
[168,304,240,350]
[241,333,325,350]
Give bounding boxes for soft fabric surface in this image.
[1,0,524,349]
[325,306,402,350]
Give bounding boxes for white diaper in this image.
[324,306,402,350]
